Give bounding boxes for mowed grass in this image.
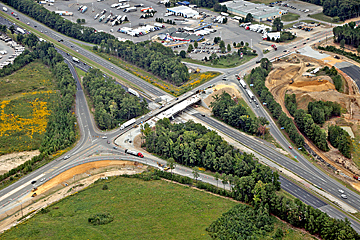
[310,13,344,24]
[1,177,237,240]
[0,61,56,155]
[281,13,300,22]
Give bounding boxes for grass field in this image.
[0,176,317,240]
[310,13,343,24]
[0,61,56,155]
[281,13,300,22]
[183,54,256,69]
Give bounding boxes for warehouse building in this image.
[220,0,286,22]
[166,6,200,18]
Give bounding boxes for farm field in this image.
[0,176,317,240]
[0,61,56,155]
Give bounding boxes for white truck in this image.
[118,4,130,9]
[72,57,80,63]
[239,79,247,89]
[128,88,140,98]
[246,89,255,101]
[16,28,25,34]
[124,7,137,12]
[120,118,136,130]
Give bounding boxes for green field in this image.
[281,13,300,22]
[0,61,56,155]
[310,13,343,24]
[0,175,317,240]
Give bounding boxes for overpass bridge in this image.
[156,94,201,120]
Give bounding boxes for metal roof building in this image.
[220,0,286,21]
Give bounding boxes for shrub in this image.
[88,213,114,225]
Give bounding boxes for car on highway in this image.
[283,50,287,52]
[31,180,36,184]
[107,140,110,144]
[176,97,179,100]
[40,178,45,182]
[256,60,261,63]
[27,22,30,25]
[63,155,70,160]
[289,146,293,149]
[339,189,345,194]
[102,136,107,139]
[113,146,118,149]
[201,114,206,117]
[306,38,310,40]
[159,106,163,109]
[341,194,347,199]
[34,25,37,27]
[294,46,297,48]
[67,53,70,56]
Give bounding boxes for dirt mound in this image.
[203,85,242,108]
[289,80,335,92]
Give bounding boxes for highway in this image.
[0,2,360,233]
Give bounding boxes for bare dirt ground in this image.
[0,151,40,175]
[0,160,145,233]
[266,54,360,179]
[203,84,243,108]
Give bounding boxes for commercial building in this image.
[220,0,286,22]
[166,6,200,18]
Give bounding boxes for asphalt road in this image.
[339,65,360,90]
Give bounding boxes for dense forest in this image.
[210,91,269,136]
[82,69,148,130]
[300,0,360,21]
[143,119,359,239]
[333,22,360,48]
[285,94,352,157]
[247,59,305,148]
[3,0,190,85]
[0,33,77,181]
[95,41,189,86]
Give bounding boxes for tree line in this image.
[333,22,360,48]
[300,0,360,21]
[82,69,148,130]
[248,59,305,148]
[143,119,359,240]
[285,94,329,151]
[3,0,190,85]
[328,125,353,158]
[210,91,269,137]
[0,33,77,182]
[95,41,189,86]
[286,94,352,158]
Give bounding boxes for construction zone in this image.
[266,54,360,188]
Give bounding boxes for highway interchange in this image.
[1,2,360,233]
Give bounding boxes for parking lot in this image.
[276,0,323,19]
[43,0,263,47]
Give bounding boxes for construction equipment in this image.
[31,193,37,197]
[31,187,37,192]
[195,68,200,73]
[289,79,294,84]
